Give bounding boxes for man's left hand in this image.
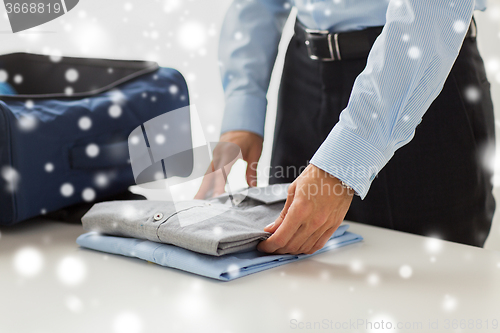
[257,164,354,255]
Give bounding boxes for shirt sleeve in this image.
[310,0,475,199]
[219,0,292,138]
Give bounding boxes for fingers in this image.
[194,162,216,199]
[271,223,309,255]
[246,161,258,188]
[256,164,354,255]
[307,227,336,254]
[281,218,332,255]
[270,208,328,255]
[263,183,296,233]
[298,226,336,254]
[194,182,211,200]
[196,131,264,199]
[194,142,240,200]
[245,146,261,187]
[257,198,309,253]
[194,162,230,199]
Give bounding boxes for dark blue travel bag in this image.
[0,53,190,225]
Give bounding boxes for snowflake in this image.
[399,264,413,278]
[65,295,84,313]
[57,256,87,286]
[44,162,54,173]
[25,100,34,109]
[155,134,166,145]
[60,183,74,197]
[367,272,380,286]
[178,22,206,50]
[164,0,181,13]
[65,68,79,82]
[393,0,403,7]
[123,2,133,11]
[206,124,216,133]
[453,20,467,33]
[94,173,109,188]
[13,247,43,277]
[2,166,20,192]
[289,308,303,321]
[18,115,38,131]
[169,85,179,95]
[82,188,96,202]
[408,46,421,59]
[78,116,92,130]
[349,259,364,273]
[129,136,140,145]
[234,31,243,40]
[86,144,100,158]
[150,30,159,40]
[49,52,62,63]
[486,58,499,74]
[0,69,8,82]
[226,264,240,279]
[13,74,23,84]
[367,313,397,333]
[442,294,458,312]
[464,86,481,103]
[109,104,122,118]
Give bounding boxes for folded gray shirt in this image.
[81,184,290,256]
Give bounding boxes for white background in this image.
[1,0,500,248]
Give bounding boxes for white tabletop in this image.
[1,219,500,333]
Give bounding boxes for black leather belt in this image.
[295,17,477,61]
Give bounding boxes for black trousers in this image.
[269,23,496,247]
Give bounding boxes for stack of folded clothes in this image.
[77,184,363,281]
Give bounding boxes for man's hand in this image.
[194,130,263,199]
[257,164,354,255]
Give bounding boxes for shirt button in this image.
[153,213,163,221]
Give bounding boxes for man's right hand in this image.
[194,130,263,199]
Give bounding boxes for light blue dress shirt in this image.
[219,0,487,198]
[77,224,362,281]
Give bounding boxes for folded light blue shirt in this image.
[219,0,486,198]
[77,224,362,281]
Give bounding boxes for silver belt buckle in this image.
[304,28,341,61]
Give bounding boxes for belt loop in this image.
[333,33,341,61]
[470,16,477,38]
[326,34,335,61]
